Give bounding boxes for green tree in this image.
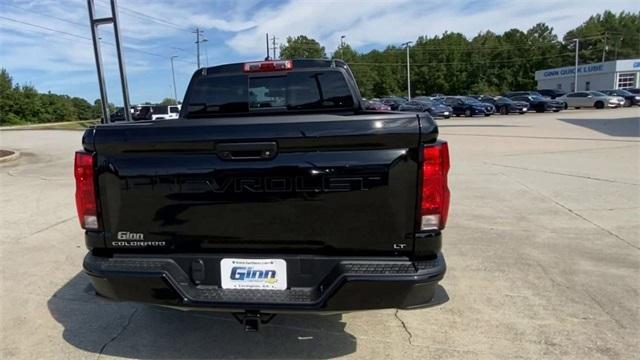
[279,35,327,59]
[160,97,178,105]
[0,69,20,125]
[564,11,640,63]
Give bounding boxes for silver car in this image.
[558,91,623,109]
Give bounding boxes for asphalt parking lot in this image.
[1,108,638,359]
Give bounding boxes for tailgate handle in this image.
[216,142,278,160]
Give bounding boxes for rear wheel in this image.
[535,108,545,113]
[464,109,472,117]
[575,107,581,109]
[444,115,451,119]
[484,113,491,117]
[594,101,604,109]
[624,99,631,107]
[499,106,508,115]
[552,110,560,112]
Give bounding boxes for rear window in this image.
[185,71,354,117]
[152,105,168,114]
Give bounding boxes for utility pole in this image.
[615,36,623,60]
[170,56,178,104]
[339,35,346,59]
[402,41,413,100]
[602,32,607,63]
[266,33,270,60]
[271,36,277,60]
[193,27,204,68]
[573,38,579,92]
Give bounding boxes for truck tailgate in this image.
[88,113,434,255]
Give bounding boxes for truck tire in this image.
[594,101,604,109]
[464,109,472,117]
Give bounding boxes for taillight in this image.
[419,142,450,230]
[74,151,99,230]
[243,60,293,72]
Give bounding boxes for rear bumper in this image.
[83,252,447,312]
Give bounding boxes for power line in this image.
[94,0,190,32]
[3,2,88,28]
[0,15,89,40]
[0,15,197,65]
[3,2,193,58]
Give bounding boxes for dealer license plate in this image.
[220,258,287,290]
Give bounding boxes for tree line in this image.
[280,11,639,97]
[0,69,111,126]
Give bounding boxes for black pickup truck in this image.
[75,59,449,330]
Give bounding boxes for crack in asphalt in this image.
[497,144,640,158]
[497,171,640,251]
[532,261,627,330]
[97,307,138,360]
[394,309,414,345]
[9,216,76,243]
[487,162,639,185]
[583,291,627,330]
[439,132,640,143]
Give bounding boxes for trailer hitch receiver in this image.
[232,311,276,332]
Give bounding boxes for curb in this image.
[0,150,20,164]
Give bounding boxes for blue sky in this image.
[0,0,637,105]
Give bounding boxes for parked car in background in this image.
[109,108,126,122]
[133,104,181,121]
[537,89,567,99]
[109,107,136,122]
[598,89,640,107]
[557,91,622,109]
[510,95,564,113]
[444,96,493,117]
[363,100,391,111]
[504,91,543,98]
[625,88,640,95]
[464,96,496,114]
[477,96,529,115]
[379,96,407,110]
[398,99,452,118]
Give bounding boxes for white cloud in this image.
[226,0,640,57]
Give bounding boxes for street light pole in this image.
[201,38,209,66]
[170,56,178,104]
[573,38,579,92]
[339,35,346,60]
[402,41,413,100]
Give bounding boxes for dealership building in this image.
[535,59,640,91]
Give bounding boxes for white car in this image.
[133,104,181,120]
[151,105,181,120]
[557,91,622,109]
